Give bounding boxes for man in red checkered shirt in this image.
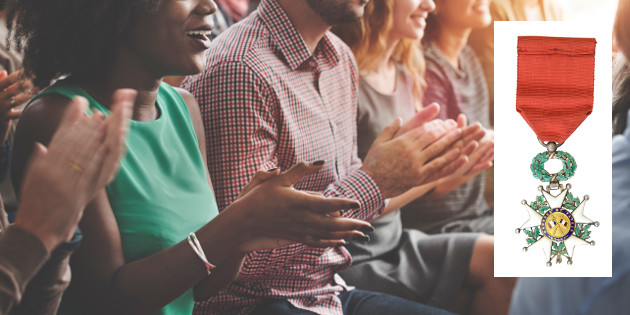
[183,0,473,314]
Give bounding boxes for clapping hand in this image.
[0,70,35,142]
[448,114,494,179]
[14,89,135,252]
[229,161,373,252]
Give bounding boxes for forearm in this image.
[10,250,71,315]
[429,173,476,199]
[193,252,246,301]
[0,226,49,315]
[78,211,246,314]
[379,182,436,219]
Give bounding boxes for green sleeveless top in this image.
[36,82,219,315]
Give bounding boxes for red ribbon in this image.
[516,36,596,144]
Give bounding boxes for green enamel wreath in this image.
[530,151,576,182]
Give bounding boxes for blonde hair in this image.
[332,0,425,104]
[615,0,630,58]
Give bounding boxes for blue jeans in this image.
[251,289,453,315]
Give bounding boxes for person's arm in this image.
[0,223,50,315]
[380,183,435,217]
[189,61,470,225]
[176,88,244,297]
[12,92,239,314]
[0,94,131,315]
[377,115,487,215]
[182,67,372,249]
[12,89,370,314]
[9,248,71,315]
[419,64,493,197]
[190,60,402,222]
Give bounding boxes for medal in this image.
[514,36,598,266]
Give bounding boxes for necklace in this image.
[514,36,599,266]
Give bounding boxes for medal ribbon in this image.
[516,36,596,144]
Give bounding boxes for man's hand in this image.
[361,104,471,198]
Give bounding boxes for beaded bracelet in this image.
[187,232,216,275]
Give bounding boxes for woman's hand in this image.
[449,114,494,178]
[0,70,35,120]
[13,89,134,252]
[429,114,494,199]
[226,161,373,252]
[193,161,372,300]
[0,70,36,143]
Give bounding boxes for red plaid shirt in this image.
[183,0,385,313]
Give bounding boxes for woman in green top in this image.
[7,0,373,314]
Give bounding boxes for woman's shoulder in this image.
[165,84,202,119]
[20,93,75,137]
[171,86,197,106]
[163,84,205,143]
[21,82,92,136]
[12,92,76,190]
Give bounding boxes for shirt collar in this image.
[259,0,340,71]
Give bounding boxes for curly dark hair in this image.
[5,0,162,89]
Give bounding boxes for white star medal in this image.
[516,143,599,266]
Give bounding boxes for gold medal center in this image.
[545,212,571,238]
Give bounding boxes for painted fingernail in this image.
[313,160,325,166]
[353,234,370,242]
[360,225,374,233]
[350,203,361,209]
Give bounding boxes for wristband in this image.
[187,232,216,275]
[58,226,83,251]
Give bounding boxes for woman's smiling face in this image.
[390,0,436,41]
[123,0,218,77]
[434,0,491,30]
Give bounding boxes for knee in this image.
[467,235,517,291]
[467,234,494,287]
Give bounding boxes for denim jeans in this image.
[251,289,454,315]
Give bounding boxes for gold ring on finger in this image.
[68,162,83,173]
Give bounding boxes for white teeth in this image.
[186,30,212,36]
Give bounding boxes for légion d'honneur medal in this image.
[514,36,598,266]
